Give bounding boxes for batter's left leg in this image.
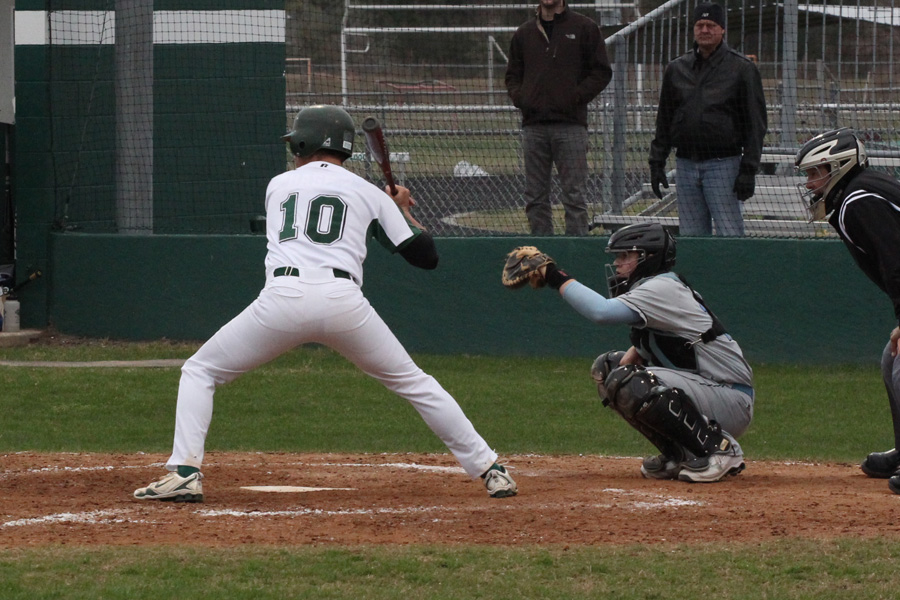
[329,307,498,480]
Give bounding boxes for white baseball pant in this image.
[167,268,498,478]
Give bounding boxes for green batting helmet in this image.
[282,105,356,159]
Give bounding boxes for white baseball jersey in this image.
[264,161,418,286]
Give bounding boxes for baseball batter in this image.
[134,105,517,502]
[503,223,753,482]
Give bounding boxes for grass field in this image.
[2,340,899,598]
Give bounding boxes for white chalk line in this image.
[2,494,703,529]
[603,488,705,509]
[197,505,449,518]
[2,455,816,481]
[0,359,186,368]
[1,509,153,528]
[0,463,163,481]
[2,461,469,478]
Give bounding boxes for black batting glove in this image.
[650,165,669,200]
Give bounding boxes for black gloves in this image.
[650,166,669,200]
[649,163,755,200]
[733,168,756,201]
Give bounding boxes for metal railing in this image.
[295,0,900,236]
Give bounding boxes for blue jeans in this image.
[674,156,744,236]
[522,123,590,236]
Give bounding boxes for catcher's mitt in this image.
[501,246,555,289]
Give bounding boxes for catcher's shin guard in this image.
[602,364,686,459]
[603,364,659,418]
[634,386,730,458]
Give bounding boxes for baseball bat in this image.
[361,116,398,196]
[1,270,43,297]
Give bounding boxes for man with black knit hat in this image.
[648,2,768,236]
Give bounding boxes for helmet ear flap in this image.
[281,130,305,157]
[289,133,306,157]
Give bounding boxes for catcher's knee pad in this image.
[591,350,627,400]
[634,386,729,458]
[603,364,659,419]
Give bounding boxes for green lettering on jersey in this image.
[305,195,347,244]
[278,194,347,245]
[278,193,299,242]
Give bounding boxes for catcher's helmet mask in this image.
[794,127,868,222]
[604,223,676,297]
[283,105,356,159]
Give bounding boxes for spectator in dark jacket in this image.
[648,2,767,236]
[505,0,612,236]
[795,128,900,495]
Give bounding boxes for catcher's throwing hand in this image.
[501,246,555,289]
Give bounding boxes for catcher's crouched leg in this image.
[632,385,730,459]
[603,365,743,481]
[625,376,744,483]
[600,365,686,479]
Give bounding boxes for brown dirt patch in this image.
[2,452,899,548]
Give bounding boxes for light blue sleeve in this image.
[560,281,643,325]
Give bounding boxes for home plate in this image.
[240,486,356,493]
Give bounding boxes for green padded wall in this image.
[48,233,891,364]
[13,3,285,329]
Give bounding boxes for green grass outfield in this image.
[1,341,899,598]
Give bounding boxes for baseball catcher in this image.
[795,128,900,494]
[507,223,754,483]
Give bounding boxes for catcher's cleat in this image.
[888,475,900,495]
[860,448,900,478]
[134,471,204,503]
[678,452,744,483]
[677,436,744,483]
[483,464,517,498]
[640,454,682,480]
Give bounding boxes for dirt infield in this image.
[3,452,900,548]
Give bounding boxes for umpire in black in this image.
[795,128,900,494]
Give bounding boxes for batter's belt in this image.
[273,266,359,285]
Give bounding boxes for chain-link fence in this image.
[288,0,900,237]
[34,1,900,236]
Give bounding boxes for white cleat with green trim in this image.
[134,471,204,503]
